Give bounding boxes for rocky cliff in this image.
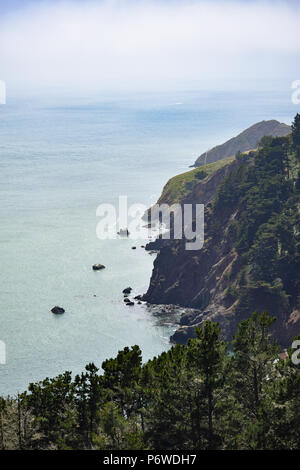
[144,133,300,347]
[144,156,236,225]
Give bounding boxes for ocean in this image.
[0,88,296,395]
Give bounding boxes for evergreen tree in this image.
[25,371,76,449]
[187,321,227,449]
[291,113,300,159]
[74,363,103,448]
[231,311,279,449]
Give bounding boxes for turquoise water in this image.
[0,89,296,396]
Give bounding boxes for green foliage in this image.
[212,128,300,319]
[258,135,273,148]
[187,322,227,449]
[74,363,103,448]
[291,113,300,159]
[25,371,77,449]
[2,311,299,450]
[158,157,234,204]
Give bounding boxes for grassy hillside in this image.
[158,156,235,204]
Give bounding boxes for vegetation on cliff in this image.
[144,115,300,347]
[156,157,235,205]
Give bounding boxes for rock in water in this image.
[51,306,65,315]
[170,326,197,344]
[122,287,132,294]
[92,264,106,271]
[118,228,130,236]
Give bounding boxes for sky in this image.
[0,0,299,96]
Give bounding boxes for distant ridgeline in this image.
[144,115,300,347]
[193,120,291,167]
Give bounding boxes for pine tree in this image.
[187,321,227,449]
[74,363,102,448]
[231,311,279,449]
[291,113,300,159]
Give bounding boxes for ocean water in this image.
[0,88,296,396]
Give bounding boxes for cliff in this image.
[144,132,300,347]
[193,120,291,167]
[144,156,236,227]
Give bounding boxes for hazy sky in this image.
[0,0,299,95]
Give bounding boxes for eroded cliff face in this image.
[144,159,242,341]
[144,197,242,343]
[143,143,300,347]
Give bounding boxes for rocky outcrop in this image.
[93,264,106,270]
[143,134,300,347]
[170,325,197,344]
[143,204,240,342]
[193,120,290,167]
[123,287,132,294]
[51,306,65,314]
[280,310,300,345]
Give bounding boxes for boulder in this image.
[126,301,135,306]
[51,306,65,315]
[123,287,132,294]
[170,326,197,345]
[92,264,106,271]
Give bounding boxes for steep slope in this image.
[156,157,235,206]
[144,156,237,227]
[193,120,291,167]
[144,133,300,347]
